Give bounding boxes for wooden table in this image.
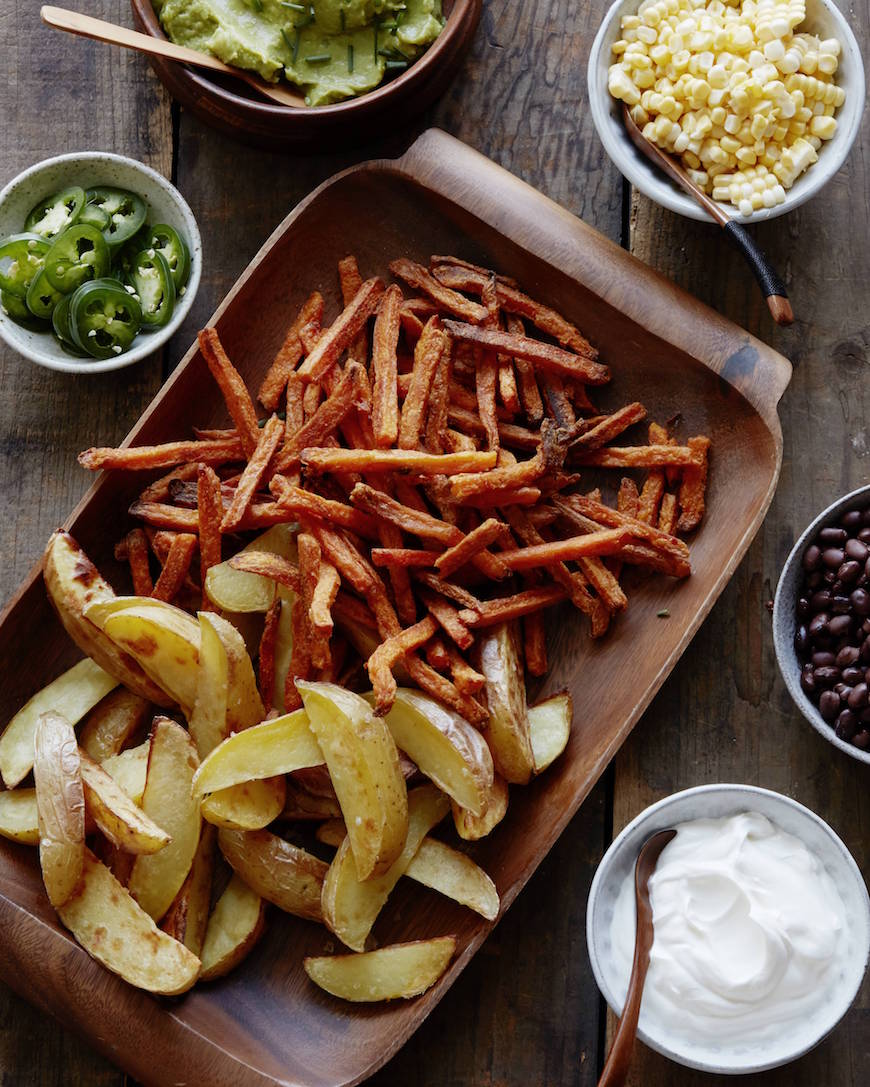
[1,1,867,1083]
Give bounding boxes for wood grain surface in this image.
[0,0,867,1084]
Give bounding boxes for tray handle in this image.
[391,129,793,428]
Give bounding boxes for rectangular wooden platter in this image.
[0,129,792,1087]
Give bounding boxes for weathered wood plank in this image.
[609,15,870,1080]
[0,2,172,1083]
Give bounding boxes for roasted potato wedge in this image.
[477,622,534,785]
[322,785,449,952]
[371,688,493,815]
[529,691,573,772]
[43,532,170,706]
[219,828,326,922]
[205,524,298,613]
[271,590,295,712]
[79,688,151,761]
[188,610,230,758]
[101,742,149,805]
[0,788,39,845]
[0,658,116,789]
[101,604,201,714]
[207,612,265,733]
[57,849,201,995]
[193,709,322,797]
[200,775,286,830]
[304,937,456,1002]
[200,872,266,981]
[452,773,509,841]
[80,751,170,855]
[161,824,216,956]
[128,718,201,922]
[298,680,408,880]
[34,711,85,907]
[316,816,499,921]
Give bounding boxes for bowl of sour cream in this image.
[586,784,870,1074]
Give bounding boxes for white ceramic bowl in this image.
[0,152,201,374]
[773,484,870,765]
[587,783,870,1074]
[588,0,866,222]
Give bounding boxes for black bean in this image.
[811,650,837,667]
[819,690,840,720]
[828,615,853,638]
[820,527,847,545]
[850,589,870,616]
[836,709,858,740]
[814,665,841,687]
[842,510,863,530]
[802,544,822,570]
[846,538,868,562]
[860,527,870,543]
[807,571,823,589]
[797,596,811,618]
[852,730,870,750]
[794,624,810,654]
[800,668,817,695]
[837,645,860,668]
[823,548,845,569]
[832,595,852,614]
[838,561,862,583]
[834,681,850,696]
[842,665,864,685]
[808,613,829,638]
[848,683,869,709]
[810,589,832,612]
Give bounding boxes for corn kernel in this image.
[809,114,837,139]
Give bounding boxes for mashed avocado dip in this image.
[153,0,444,106]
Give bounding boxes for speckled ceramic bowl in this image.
[0,152,201,374]
[773,484,870,765]
[587,784,870,1074]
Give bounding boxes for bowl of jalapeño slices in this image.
[0,151,201,373]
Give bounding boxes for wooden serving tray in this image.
[0,130,791,1087]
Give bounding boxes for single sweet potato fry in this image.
[677,436,711,533]
[270,476,379,538]
[259,598,281,710]
[459,585,568,628]
[221,415,285,533]
[296,277,385,383]
[637,472,666,525]
[197,464,223,604]
[151,533,198,602]
[310,560,340,638]
[497,528,632,572]
[389,258,487,324]
[230,551,301,593]
[659,492,678,536]
[569,402,647,451]
[338,256,368,366]
[541,374,576,428]
[371,548,437,570]
[299,533,331,672]
[302,447,497,476]
[523,612,548,677]
[399,317,449,451]
[371,283,403,448]
[417,588,475,651]
[258,291,324,411]
[434,518,511,579]
[573,445,703,469]
[366,616,439,715]
[124,528,153,596]
[198,329,261,457]
[441,320,610,385]
[79,436,244,472]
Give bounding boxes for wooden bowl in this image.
[130,0,481,149]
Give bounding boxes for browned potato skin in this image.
[78,688,151,761]
[161,825,217,956]
[42,532,172,707]
[219,828,326,922]
[34,711,85,907]
[452,774,509,841]
[476,622,534,785]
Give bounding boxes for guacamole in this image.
[154,0,444,106]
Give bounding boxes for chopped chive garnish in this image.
[378,47,402,58]
[281,25,301,62]
[281,27,294,51]
[384,59,408,70]
[347,42,354,71]
[380,20,398,30]
[305,52,332,64]
[656,609,670,618]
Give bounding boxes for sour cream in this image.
[610,811,849,1046]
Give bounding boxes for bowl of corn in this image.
[588,0,865,222]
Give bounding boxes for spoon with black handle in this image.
[622,105,794,327]
[597,828,677,1087]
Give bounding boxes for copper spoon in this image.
[40,6,306,109]
[597,828,677,1087]
[621,104,794,327]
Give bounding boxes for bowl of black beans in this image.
[773,485,870,764]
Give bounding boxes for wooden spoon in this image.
[597,828,677,1087]
[622,104,793,327]
[40,6,306,109]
